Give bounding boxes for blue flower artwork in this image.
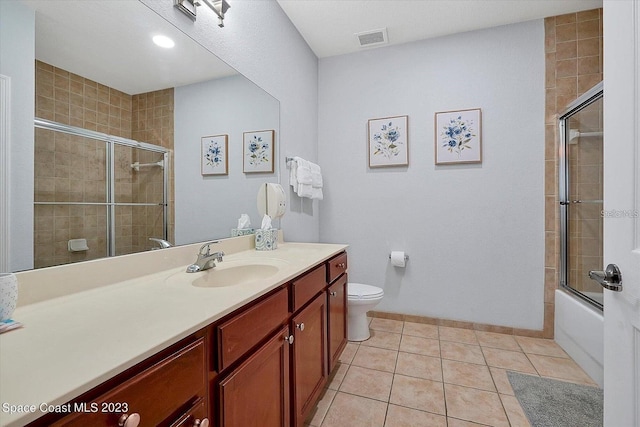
[201,135,228,175]
[368,116,409,167]
[243,130,275,173]
[435,109,482,164]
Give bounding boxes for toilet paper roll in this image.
[390,251,406,268]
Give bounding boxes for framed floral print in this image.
[201,134,228,175]
[368,115,409,168]
[435,108,482,165]
[243,130,275,173]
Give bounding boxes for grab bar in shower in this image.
[559,199,603,205]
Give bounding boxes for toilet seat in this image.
[348,283,384,300]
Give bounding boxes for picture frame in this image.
[201,134,228,175]
[368,115,409,168]
[243,130,275,173]
[435,108,482,165]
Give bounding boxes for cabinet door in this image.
[218,326,291,427]
[291,293,327,426]
[327,274,347,372]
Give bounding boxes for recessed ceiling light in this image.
[152,35,175,49]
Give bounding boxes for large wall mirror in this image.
[7,0,280,271]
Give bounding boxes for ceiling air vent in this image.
[355,28,388,48]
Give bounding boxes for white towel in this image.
[290,157,323,200]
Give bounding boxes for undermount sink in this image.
[165,258,289,288]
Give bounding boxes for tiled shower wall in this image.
[544,9,603,329]
[34,60,174,268]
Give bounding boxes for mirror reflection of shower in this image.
[558,82,604,309]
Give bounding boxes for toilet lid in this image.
[348,283,384,300]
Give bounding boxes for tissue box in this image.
[255,229,278,251]
[231,228,255,237]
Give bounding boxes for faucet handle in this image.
[198,240,219,255]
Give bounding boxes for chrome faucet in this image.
[186,241,224,273]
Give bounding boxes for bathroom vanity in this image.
[0,237,348,427]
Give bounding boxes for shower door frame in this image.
[34,118,169,258]
[558,81,604,310]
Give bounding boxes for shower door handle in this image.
[588,264,623,292]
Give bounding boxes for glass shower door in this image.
[559,84,604,308]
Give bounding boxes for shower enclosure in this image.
[33,118,169,269]
[558,82,604,309]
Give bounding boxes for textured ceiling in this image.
[276,0,603,58]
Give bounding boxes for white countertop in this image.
[0,241,347,427]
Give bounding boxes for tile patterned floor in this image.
[306,318,598,427]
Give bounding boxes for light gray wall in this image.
[174,75,280,244]
[318,20,545,329]
[0,0,35,272]
[142,0,320,242]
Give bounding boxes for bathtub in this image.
[554,289,604,387]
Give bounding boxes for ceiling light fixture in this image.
[152,35,175,49]
[174,0,230,28]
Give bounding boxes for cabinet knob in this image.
[194,418,210,427]
[330,291,337,297]
[337,262,346,269]
[284,334,294,344]
[118,413,140,427]
[296,322,305,331]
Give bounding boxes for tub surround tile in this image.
[444,384,510,427]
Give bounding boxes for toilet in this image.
[347,283,384,341]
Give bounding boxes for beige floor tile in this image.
[476,331,521,351]
[515,336,569,358]
[327,362,349,391]
[338,342,359,364]
[389,374,446,415]
[489,367,518,396]
[500,394,532,427]
[442,359,495,392]
[339,365,394,402]
[439,326,478,345]
[351,345,398,373]
[399,335,440,357]
[440,341,486,365]
[528,353,597,384]
[306,388,337,426]
[395,351,443,382]
[384,404,447,427]
[361,330,402,351]
[482,347,537,374]
[402,322,439,339]
[447,418,492,427]
[444,384,509,427]
[370,318,404,334]
[321,392,387,427]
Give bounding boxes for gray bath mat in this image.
[507,371,603,427]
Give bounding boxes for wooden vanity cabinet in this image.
[218,325,291,427]
[327,273,347,372]
[291,293,328,426]
[47,338,209,427]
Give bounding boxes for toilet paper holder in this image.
[388,253,409,260]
